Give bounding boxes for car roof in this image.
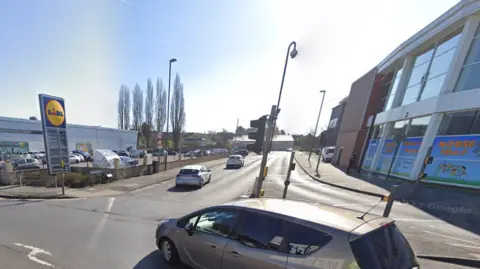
[229,155,242,157]
[181,165,204,170]
[225,198,385,233]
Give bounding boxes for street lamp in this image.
[270,41,297,150]
[308,90,326,161]
[165,58,177,170]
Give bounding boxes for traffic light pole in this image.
[251,105,277,198]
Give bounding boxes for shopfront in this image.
[423,110,480,187]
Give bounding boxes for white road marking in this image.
[14,243,55,267]
[86,197,115,252]
[422,230,480,246]
[332,203,379,207]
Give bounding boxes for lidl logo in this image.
[45,99,65,127]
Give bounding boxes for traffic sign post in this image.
[39,94,70,195]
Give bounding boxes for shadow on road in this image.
[132,250,189,269]
[350,170,480,236]
[167,186,198,193]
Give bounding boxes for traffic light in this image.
[246,116,267,154]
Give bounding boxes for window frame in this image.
[283,219,333,257]
[232,210,289,254]
[176,206,240,238]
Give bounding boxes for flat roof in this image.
[377,0,480,72]
[0,116,136,134]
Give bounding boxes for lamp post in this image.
[270,41,297,150]
[308,90,326,161]
[165,58,177,171]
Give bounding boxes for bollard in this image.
[383,185,398,217]
[113,158,120,169]
[143,156,148,166]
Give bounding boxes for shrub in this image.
[63,172,89,188]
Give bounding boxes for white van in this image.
[321,147,336,162]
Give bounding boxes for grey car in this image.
[155,198,419,269]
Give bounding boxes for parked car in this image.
[226,155,244,169]
[167,150,178,156]
[128,148,146,158]
[321,147,336,162]
[72,153,85,162]
[117,150,130,157]
[119,156,139,166]
[72,150,92,161]
[232,149,248,157]
[155,198,418,269]
[14,158,40,170]
[175,165,211,188]
[69,154,80,164]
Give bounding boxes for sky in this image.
[0,0,460,135]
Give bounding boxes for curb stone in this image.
[294,155,386,199]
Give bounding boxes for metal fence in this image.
[0,169,62,197]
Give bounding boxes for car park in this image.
[72,150,92,161]
[69,154,80,164]
[72,153,85,162]
[14,158,40,170]
[226,155,244,169]
[175,165,211,188]
[155,198,418,269]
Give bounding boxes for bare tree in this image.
[117,85,125,129]
[170,73,186,150]
[145,79,154,127]
[155,78,167,132]
[123,86,131,130]
[132,83,144,130]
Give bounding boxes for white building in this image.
[231,135,294,151]
[362,0,480,189]
[0,116,137,153]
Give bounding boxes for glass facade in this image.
[384,69,403,110]
[455,25,480,92]
[401,31,462,105]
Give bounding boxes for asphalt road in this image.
[0,152,478,269]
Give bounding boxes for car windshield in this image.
[179,169,199,175]
[229,156,240,160]
[326,148,335,154]
[350,223,418,269]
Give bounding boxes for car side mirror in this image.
[184,223,194,235]
[207,169,211,172]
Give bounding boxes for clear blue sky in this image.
[0,0,459,134]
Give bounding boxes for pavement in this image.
[296,152,480,236]
[0,151,478,269]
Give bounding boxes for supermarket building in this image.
[351,0,480,189]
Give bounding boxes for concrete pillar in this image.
[392,56,413,109]
[409,113,444,180]
[441,16,480,94]
[369,122,394,172]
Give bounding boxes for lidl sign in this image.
[41,96,66,128]
[38,94,70,175]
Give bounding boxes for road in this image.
[0,152,478,268]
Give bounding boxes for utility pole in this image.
[251,105,276,198]
[235,118,239,141]
[309,90,326,160]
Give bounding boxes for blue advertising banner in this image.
[361,139,378,169]
[375,137,422,178]
[424,135,480,187]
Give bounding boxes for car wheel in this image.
[159,238,179,265]
[199,179,204,188]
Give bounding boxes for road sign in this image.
[39,94,70,175]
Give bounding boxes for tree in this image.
[132,83,144,130]
[235,126,246,135]
[280,129,286,135]
[155,78,167,132]
[145,79,154,127]
[123,86,131,130]
[274,127,280,135]
[29,116,38,120]
[117,86,125,129]
[141,122,152,147]
[170,73,186,150]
